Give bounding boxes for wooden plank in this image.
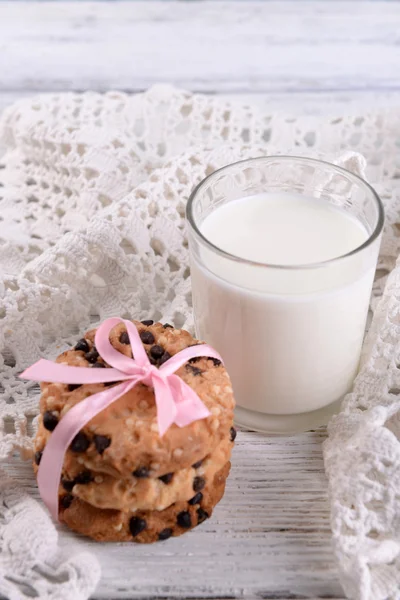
[6,428,344,599]
[0,1,399,94]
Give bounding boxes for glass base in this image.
[234,398,343,434]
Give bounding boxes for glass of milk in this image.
[186,156,384,434]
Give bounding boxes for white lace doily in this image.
[0,85,399,600]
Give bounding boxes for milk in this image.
[190,192,378,430]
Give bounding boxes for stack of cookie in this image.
[33,319,236,543]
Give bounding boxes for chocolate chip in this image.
[159,472,173,484]
[158,528,173,541]
[70,432,90,452]
[188,357,201,364]
[230,427,237,442]
[149,356,158,366]
[85,349,99,363]
[177,511,192,529]
[61,478,75,492]
[60,494,74,509]
[119,331,130,345]
[141,319,154,326]
[188,492,203,506]
[209,357,222,366]
[75,338,90,353]
[34,451,42,465]
[92,362,105,368]
[140,330,155,345]
[197,508,209,524]
[159,351,171,365]
[163,323,173,329]
[150,345,164,359]
[68,384,81,391]
[192,459,203,469]
[74,471,93,485]
[129,517,146,537]
[193,476,205,492]
[43,411,58,432]
[186,364,203,376]
[133,467,150,478]
[104,381,117,387]
[93,434,111,455]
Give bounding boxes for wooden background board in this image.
[1,1,400,95]
[2,2,400,599]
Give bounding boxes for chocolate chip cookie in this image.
[36,320,235,479]
[58,438,233,512]
[33,318,236,543]
[60,462,230,543]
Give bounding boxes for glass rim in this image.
[186,155,385,271]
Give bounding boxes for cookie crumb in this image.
[211,419,220,431]
[45,395,56,408]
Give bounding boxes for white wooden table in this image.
[2,2,400,599]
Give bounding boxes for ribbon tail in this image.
[169,375,211,428]
[20,359,128,385]
[152,376,178,437]
[37,379,139,521]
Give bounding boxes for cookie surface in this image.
[60,462,230,543]
[59,438,232,512]
[35,320,235,478]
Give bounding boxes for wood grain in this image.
[1,1,400,94]
[6,428,344,600]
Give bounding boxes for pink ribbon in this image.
[20,317,222,520]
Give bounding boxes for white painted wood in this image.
[6,428,345,600]
[0,1,400,94]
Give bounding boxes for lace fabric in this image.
[0,466,100,600]
[0,85,399,599]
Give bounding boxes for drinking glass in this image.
[186,156,384,433]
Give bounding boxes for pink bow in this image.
[20,317,222,520]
